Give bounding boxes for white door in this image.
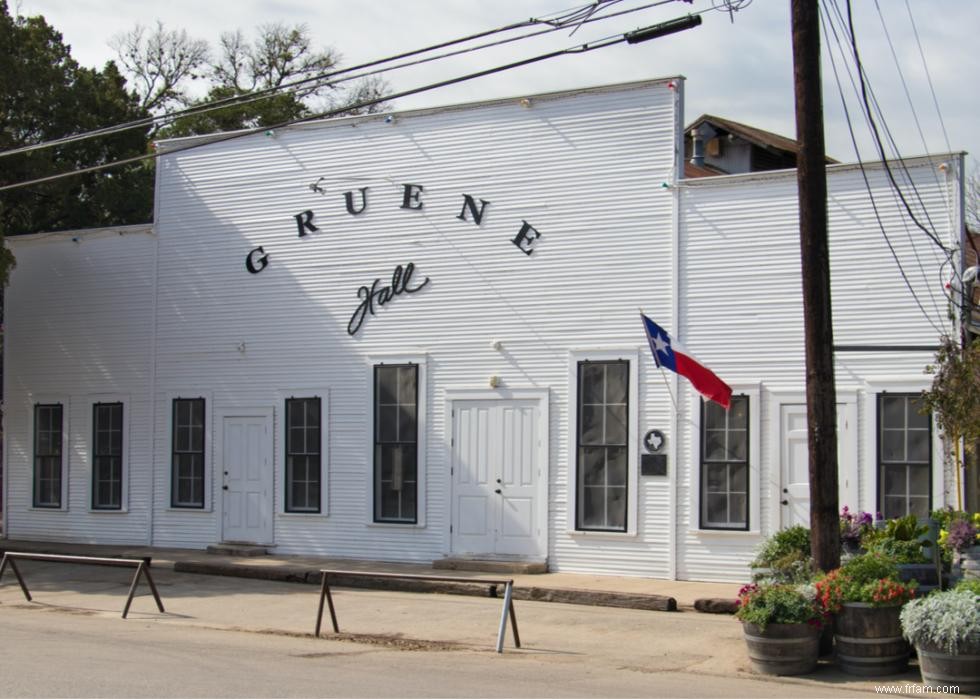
[452,399,542,557]
[779,402,855,528]
[221,412,273,544]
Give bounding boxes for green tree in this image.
[921,335,980,509]
[0,1,152,253]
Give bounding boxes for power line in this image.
[820,2,947,335]
[0,14,703,194]
[903,0,951,155]
[0,0,674,160]
[833,0,950,255]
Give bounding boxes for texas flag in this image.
[641,314,732,409]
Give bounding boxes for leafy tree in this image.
[921,335,980,508]
[0,1,152,252]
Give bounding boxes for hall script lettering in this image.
[347,263,430,335]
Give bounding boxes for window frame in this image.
[699,395,750,531]
[567,349,639,537]
[90,401,126,512]
[367,353,427,527]
[170,397,207,510]
[575,359,631,533]
[876,392,933,520]
[690,384,761,536]
[284,395,325,514]
[32,401,67,510]
[373,363,419,524]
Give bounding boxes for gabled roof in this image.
[686,114,838,163]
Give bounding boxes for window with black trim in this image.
[576,360,628,532]
[373,364,418,523]
[171,398,205,508]
[92,402,123,510]
[33,403,64,508]
[878,393,931,520]
[286,397,321,513]
[700,395,748,530]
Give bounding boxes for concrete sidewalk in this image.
[0,539,741,613]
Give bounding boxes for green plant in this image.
[900,588,980,655]
[751,526,811,569]
[735,582,824,631]
[921,337,980,504]
[955,578,980,595]
[863,514,930,564]
[815,552,917,612]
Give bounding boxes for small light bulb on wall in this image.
[519,98,532,108]
[489,375,500,389]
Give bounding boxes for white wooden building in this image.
[1,79,966,582]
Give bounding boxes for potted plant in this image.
[900,582,980,692]
[941,512,980,584]
[749,525,811,583]
[839,506,874,556]
[735,581,825,676]
[862,514,938,592]
[816,552,917,676]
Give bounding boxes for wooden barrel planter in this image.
[742,622,820,676]
[834,603,909,676]
[898,563,940,596]
[915,640,980,693]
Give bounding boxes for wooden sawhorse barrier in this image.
[314,570,521,653]
[0,551,165,619]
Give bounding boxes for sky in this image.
[13,0,980,175]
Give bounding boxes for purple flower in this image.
[947,519,978,553]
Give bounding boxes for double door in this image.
[451,399,543,557]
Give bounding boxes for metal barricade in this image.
[0,551,165,618]
[315,570,521,653]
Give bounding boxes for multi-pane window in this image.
[92,403,123,510]
[878,393,931,520]
[33,404,64,508]
[576,361,629,532]
[171,398,205,508]
[700,396,749,530]
[374,364,418,523]
[286,397,321,513]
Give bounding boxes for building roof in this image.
[687,114,811,158]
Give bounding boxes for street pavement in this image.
[0,540,931,696]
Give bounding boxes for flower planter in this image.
[742,622,820,676]
[834,602,909,676]
[915,639,980,694]
[897,563,940,596]
[954,547,980,581]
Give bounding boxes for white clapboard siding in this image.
[149,79,680,568]
[676,157,961,581]
[4,226,155,544]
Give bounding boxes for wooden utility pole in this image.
[791,0,840,573]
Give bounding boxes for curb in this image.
[173,561,679,612]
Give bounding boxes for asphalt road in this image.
[0,562,913,697]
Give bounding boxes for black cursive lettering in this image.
[347,263,431,335]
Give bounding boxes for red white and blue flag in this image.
[641,314,732,409]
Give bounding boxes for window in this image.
[878,393,931,520]
[33,403,64,508]
[700,395,749,530]
[576,360,629,532]
[172,398,205,508]
[285,397,321,513]
[374,364,418,523]
[92,402,123,510]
